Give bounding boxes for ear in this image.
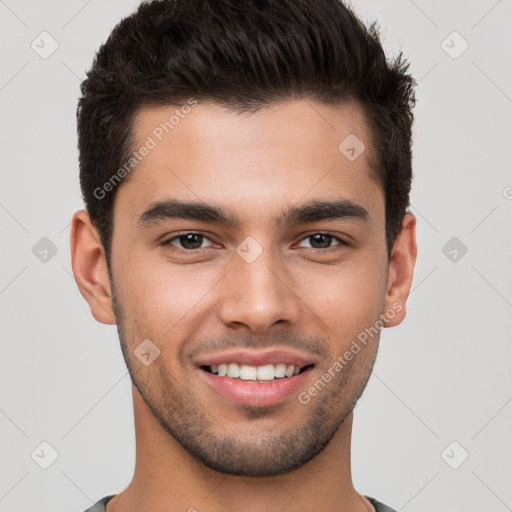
[383,212,417,327]
[70,210,116,325]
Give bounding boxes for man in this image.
[70,0,417,510]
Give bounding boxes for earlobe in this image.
[70,210,116,325]
[383,212,417,328]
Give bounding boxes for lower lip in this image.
[198,367,314,407]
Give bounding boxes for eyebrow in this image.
[137,198,370,228]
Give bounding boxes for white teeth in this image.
[275,363,286,378]
[207,362,308,380]
[227,363,240,378]
[256,364,275,381]
[239,364,257,380]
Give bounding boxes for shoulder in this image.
[81,495,116,512]
[365,495,399,512]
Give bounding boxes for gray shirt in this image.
[82,494,398,511]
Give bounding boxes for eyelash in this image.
[161,232,349,252]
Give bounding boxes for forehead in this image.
[116,99,383,226]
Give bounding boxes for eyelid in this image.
[162,231,350,251]
[295,232,350,248]
[162,231,217,249]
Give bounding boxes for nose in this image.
[217,245,301,334]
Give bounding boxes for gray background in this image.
[0,0,511,511]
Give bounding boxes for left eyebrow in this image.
[276,199,370,226]
[137,198,371,228]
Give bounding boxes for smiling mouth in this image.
[201,362,315,381]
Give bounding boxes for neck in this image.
[107,386,373,512]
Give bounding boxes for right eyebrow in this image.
[138,199,239,227]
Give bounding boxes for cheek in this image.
[114,257,222,340]
[301,257,387,342]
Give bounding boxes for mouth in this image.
[201,362,315,381]
[197,356,316,407]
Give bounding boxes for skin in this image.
[71,99,417,512]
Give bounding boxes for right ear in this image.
[70,210,116,325]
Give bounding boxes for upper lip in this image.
[195,349,316,369]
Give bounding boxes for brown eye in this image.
[163,233,214,250]
[298,233,346,250]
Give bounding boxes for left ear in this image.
[383,212,417,327]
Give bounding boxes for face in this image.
[73,99,416,477]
